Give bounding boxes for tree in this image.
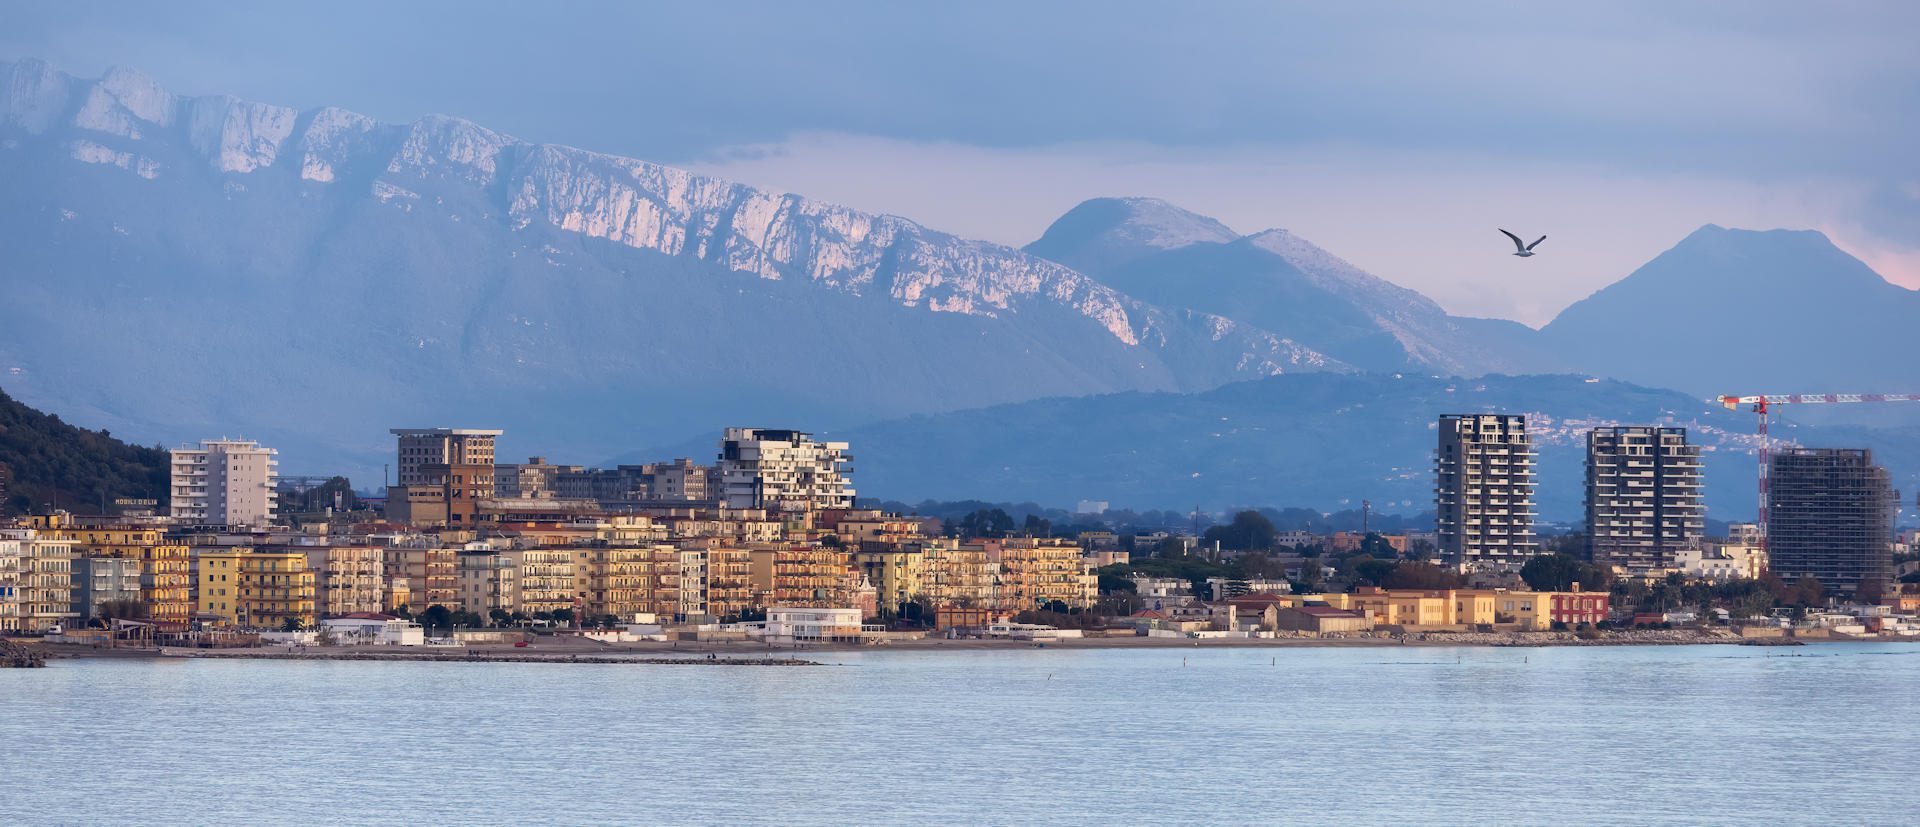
[1402,539,1438,562]
[1349,558,1397,587]
[1097,573,1138,594]
[1294,560,1324,593]
[1023,514,1052,537]
[1202,510,1278,551]
[1359,533,1398,559]
[1856,577,1886,605]
[551,608,575,624]
[958,508,1014,539]
[1793,575,1826,608]
[95,599,149,624]
[488,608,512,627]
[1516,553,1613,592]
[1382,562,1464,590]
[421,604,453,631]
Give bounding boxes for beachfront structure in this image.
[1435,414,1539,570]
[762,606,862,642]
[717,428,854,512]
[170,439,278,527]
[1585,426,1705,576]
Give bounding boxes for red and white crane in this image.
[1716,393,1920,548]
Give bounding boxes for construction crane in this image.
[1715,393,1920,549]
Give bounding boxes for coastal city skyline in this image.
[5,4,1917,824]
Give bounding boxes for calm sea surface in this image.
[4,644,1916,825]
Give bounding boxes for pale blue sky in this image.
[5,0,1916,322]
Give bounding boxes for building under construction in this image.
[1767,448,1896,599]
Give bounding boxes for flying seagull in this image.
[1500,229,1546,257]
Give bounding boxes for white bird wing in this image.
[1527,235,1546,251]
[1499,229,1526,252]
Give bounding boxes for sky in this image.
[4,0,1917,324]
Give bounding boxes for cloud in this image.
[689,133,1918,325]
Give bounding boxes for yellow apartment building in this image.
[705,544,756,619]
[197,549,316,629]
[995,538,1095,610]
[852,545,928,614]
[771,545,854,607]
[923,540,993,608]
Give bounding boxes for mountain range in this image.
[2,58,1916,514]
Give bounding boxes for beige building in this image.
[0,532,19,632]
[924,540,994,608]
[384,545,460,612]
[519,547,576,616]
[705,544,757,619]
[4,529,78,633]
[1679,542,1767,582]
[303,546,385,617]
[456,549,522,620]
[171,439,279,527]
[995,538,1095,610]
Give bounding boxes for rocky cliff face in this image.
[0,59,1337,477]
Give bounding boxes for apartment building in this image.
[32,517,192,627]
[770,545,856,607]
[388,428,502,526]
[391,428,501,485]
[71,556,141,620]
[717,428,854,512]
[456,549,522,620]
[1585,426,1705,576]
[17,529,76,633]
[923,540,994,608]
[995,538,1096,610]
[493,457,579,500]
[1435,414,1539,570]
[0,532,19,632]
[853,545,928,615]
[1768,448,1897,599]
[383,545,459,612]
[705,544,757,619]
[170,439,278,527]
[303,546,386,617]
[196,549,317,629]
[519,547,576,616]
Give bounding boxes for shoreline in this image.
[23,630,1917,665]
